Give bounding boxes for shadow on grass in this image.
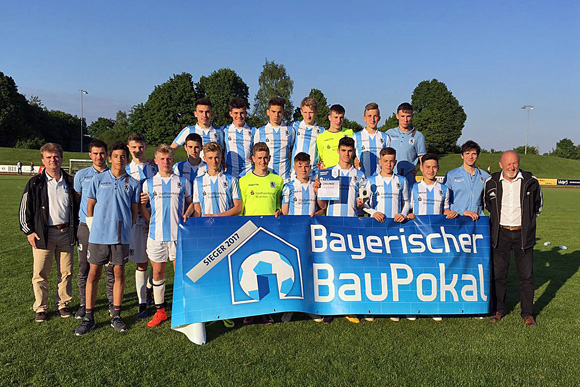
[503,247,580,317]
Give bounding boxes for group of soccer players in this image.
[71,95,489,337]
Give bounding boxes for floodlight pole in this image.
[80,90,88,152]
[521,105,534,155]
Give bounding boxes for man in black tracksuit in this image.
[484,150,543,326]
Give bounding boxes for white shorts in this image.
[129,220,148,264]
[146,237,177,263]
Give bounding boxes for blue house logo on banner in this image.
[228,227,304,305]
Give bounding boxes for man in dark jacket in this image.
[19,143,79,322]
[484,150,543,326]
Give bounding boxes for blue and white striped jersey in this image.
[192,172,241,215]
[281,179,318,215]
[365,173,410,217]
[221,123,255,178]
[172,124,224,148]
[143,173,191,242]
[87,171,141,245]
[253,123,295,180]
[291,121,325,175]
[353,130,391,176]
[325,165,366,217]
[74,165,109,223]
[410,180,450,215]
[173,160,208,185]
[126,161,157,182]
[443,166,490,215]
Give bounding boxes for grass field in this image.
[1,176,580,385]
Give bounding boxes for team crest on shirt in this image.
[293,197,298,202]
[203,191,207,196]
[266,138,269,142]
[223,181,228,188]
[327,145,331,149]
[228,136,232,141]
[396,183,401,189]
[177,182,182,189]
[409,138,415,145]
[380,138,384,144]
[152,191,157,196]
[362,145,366,150]
[124,184,129,192]
[418,197,422,201]
[439,190,443,196]
[270,182,276,188]
[250,190,255,195]
[285,129,289,136]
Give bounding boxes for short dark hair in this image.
[397,102,413,113]
[422,153,439,163]
[196,98,212,109]
[268,97,285,108]
[110,142,130,159]
[229,97,248,111]
[294,152,311,163]
[185,133,203,145]
[88,140,107,152]
[329,104,345,115]
[252,142,270,156]
[338,136,355,149]
[380,147,396,157]
[127,133,146,145]
[461,140,481,155]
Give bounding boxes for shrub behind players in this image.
[173,133,208,183]
[319,136,365,324]
[126,133,157,318]
[353,102,391,176]
[316,104,353,169]
[254,97,295,181]
[222,97,255,178]
[73,140,115,319]
[406,153,457,322]
[75,142,141,336]
[140,145,194,328]
[239,142,283,324]
[291,97,325,177]
[443,140,489,221]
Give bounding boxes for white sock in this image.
[135,270,147,304]
[153,279,165,307]
[147,269,153,289]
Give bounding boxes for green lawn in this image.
[1,176,580,385]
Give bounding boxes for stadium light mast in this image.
[521,105,534,155]
[80,89,88,152]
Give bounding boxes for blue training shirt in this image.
[443,166,490,215]
[74,165,109,224]
[385,127,426,186]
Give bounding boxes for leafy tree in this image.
[196,68,249,127]
[550,138,579,160]
[0,71,30,146]
[88,117,115,138]
[291,88,331,128]
[129,73,197,145]
[343,118,363,133]
[379,112,399,132]
[411,79,466,154]
[513,145,539,155]
[253,60,294,126]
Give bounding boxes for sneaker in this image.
[146,287,153,306]
[432,316,443,321]
[108,302,114,317]
[74,305,86,319]
[406,316,417,321]
[345,315,360,324]
[364,316,374,322]
[58,306,71,318]
[110,316,127,332]
[35,311,48,323]
[243,316,254,325]
[281,312,293,322]
[322,316,334,325]
[137,303,148,319]
[262,315,274,325]
[308,314,323,323]
[473,316,485,320]
[75,317,95,336]
[223,319,235,328]
[147,309,168,328]
[390,317,401,322]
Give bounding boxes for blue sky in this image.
[2,0,578,153]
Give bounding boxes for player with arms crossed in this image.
[75,142,141,335]
[73,140,115,319]
[126,133,157,318]
[171,98,224,151]
[291,97,325,177]
[353,102,391,176]
[316,104,353,169]
[222,98,254,178]
[407,153,457,322]
[253,98,295,181]
[140,144,194,328]
[239,142,283,324]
